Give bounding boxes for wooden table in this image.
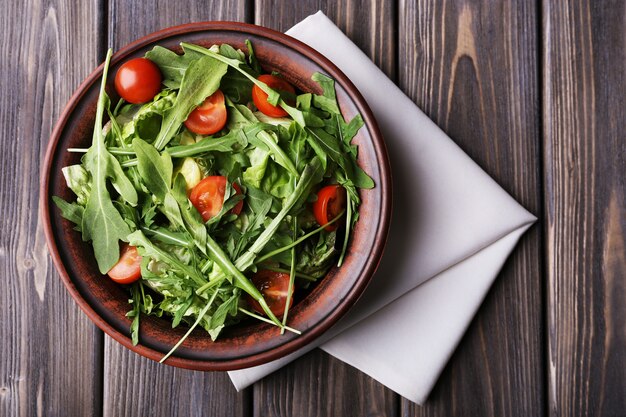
[2,0,624,415]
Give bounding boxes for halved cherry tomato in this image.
[313,185,346,231]
[107,244,142,284]
[114,58,162,104]
[189,176,244,221]
[246,270,293,316]
[252,74,295,118]
[184,90,228,135]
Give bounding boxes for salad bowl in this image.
[41,21,391,371]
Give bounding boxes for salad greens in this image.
[54,40,373,357]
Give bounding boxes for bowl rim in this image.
[40,21,392,371]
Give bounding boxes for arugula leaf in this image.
[286,123,310,173]
[166,129,248,157]
[171,174,208,253]
[145,46,203,89]
[228,103,299,178]
[81,49,138,273]
[306,127,374,189]
[242,147,270,188]
[141,226,191,247]
[245,39,262,74]
[132,138,172,202]
[126,283,142,345]
[311,72,341,114]
[245,186,279,214]
[153,56,228,150]
[219,44,246,61]
[232,198,272,258]
[209,291,238,330]
[52,196,84,230]
[171,295,194,328]
[61,165,91,205]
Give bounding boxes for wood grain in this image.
[102,1,252,416]
[253,350,398,417]
[253,2,398,416]
[254,0,397,79]
[103,338,248,417]
[543,1,626,415]
[108,0,252,49]
[0,0,105,416]
[399,0,544,415]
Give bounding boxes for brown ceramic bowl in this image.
[41,22,391,371]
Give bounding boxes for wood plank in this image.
[254,0,396,78]
[108,0,252,48]
[0,0,104,416]
[253,350,397,417]
[103,338,248,417]
[399,0,544,414]
[102,1,252,416]
[253,2,398,416]
[543,1,626,415]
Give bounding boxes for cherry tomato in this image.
[107,244,142,284]
[252,74,295,118]
[246,270,293,316]
[114,58,162,104]
[189,176,244,221]
[313,185,346,231]
[184,90,228,135]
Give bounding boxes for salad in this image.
[53,41,374,361]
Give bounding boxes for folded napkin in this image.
[228,11,536,405]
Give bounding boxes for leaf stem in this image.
[255,209,345,264]
[238,308,301,335]
[337,197,352,267]
[280,216,298,334]
[263,267,317,281]
[160,289,220,363]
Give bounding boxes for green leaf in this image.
[171,174,208,252]
[81,49,138,273]
[219,44,246,61]
[340,114,364,146]
[153,56,228,150]
[228,103,299,178]
[145,45,203,89]
[261,160,294,199]
[209,292,238,329]
[52,196,84,230]
[311,72,341,114]
[166,129,248,157]
[245,39,262,74]
[242,147,270,188]
[61,165,91,206]
[245,186,278,214]
[119,90,177,144]
[132,138,173,202]
[127,284,142,345]
[287,123,310,173]
[172,295,194,328]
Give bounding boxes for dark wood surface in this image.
[1,0,624,416]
